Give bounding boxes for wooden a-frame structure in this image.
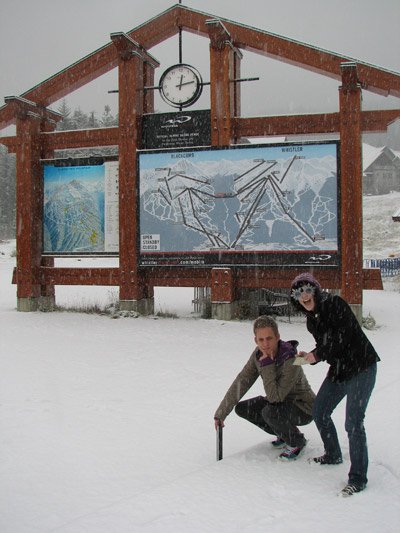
[1,3,399,317]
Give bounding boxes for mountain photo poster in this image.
[43,160,119,254]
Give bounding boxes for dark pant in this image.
[235,396,313,448]
[313,363,377,486]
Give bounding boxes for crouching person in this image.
[214,315,315,460]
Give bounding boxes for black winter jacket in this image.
[306,292,380,382]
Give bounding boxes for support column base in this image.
[17,297,39,312]
[119,298,154,315]
[211,301,239,321]
[39,295,56,312]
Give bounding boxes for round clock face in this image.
[159,64,203,108]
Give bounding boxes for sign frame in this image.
[138,140,341,268]
[41,156,119,257]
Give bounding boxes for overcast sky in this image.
[0,0,399,123]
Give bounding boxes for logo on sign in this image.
[162,115,192,127]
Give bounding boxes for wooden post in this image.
[111,33,155,314]
[207,20,237,147]
[5,97,62,311]
[40,118,59,310]
[339,62,363,322]
[206,21,242,318]
[211,267,237,320]
[14,107,42,310]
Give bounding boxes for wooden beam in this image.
[145,268,211,288]
[42,127,119,151]
[14,111,42,307]
[176,7,400,97]
[21,45,118,110]
[127,7,182,49]
[110,32,159,67]
[339,62,363,305]
[1,3,399,131]
[113,32,145,302]
[16,265,382,290]
[361,109,400,133]
[208,20,236,147]
[362,268,383,290]
[1,127,119,153]
[235,268,382,290]
[0,17,164,129]
[211,268,234,302]
[40,267,120,286]
[234,108,400,137]
[234,113,340,137]
[9,6,400,104]
[0,136,19,152]
[4,96,61,121]
[3,108,399,155]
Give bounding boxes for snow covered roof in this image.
[362,143,385,171]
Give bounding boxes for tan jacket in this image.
[214,341,315,421]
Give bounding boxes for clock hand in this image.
[175,80,195,88]
[177,74,184,90]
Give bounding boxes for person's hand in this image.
[297,350,316,363]
[214,418,225,429]
[303,351,317,363]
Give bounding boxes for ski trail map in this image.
[139,141,339,267]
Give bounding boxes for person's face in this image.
[296,284,316,312]
[254,326,280,358]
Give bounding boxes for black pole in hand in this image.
[216,425,223,461]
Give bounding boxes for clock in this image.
[159,64,203,108]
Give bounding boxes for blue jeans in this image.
[313,363,377,486]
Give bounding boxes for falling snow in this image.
[0,190,399,531]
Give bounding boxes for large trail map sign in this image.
[43,160,119,255]
[139,141,340,267]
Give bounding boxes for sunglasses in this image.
[291,283,316,301]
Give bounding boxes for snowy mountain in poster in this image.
[140,145,338,253]
[43,167,105,253]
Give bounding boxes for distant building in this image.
[363,143,400,195]
[393,207,400,222]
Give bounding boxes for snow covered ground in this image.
[363,190,400,259]
[1,193,400,532]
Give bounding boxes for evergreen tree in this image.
[88,111,99,129]
[56,99,73,131]
[71,107,89,130]
[0,145,16,238]
[100,105,117,127]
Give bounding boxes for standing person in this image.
[214,315,315,461]
[290,272,380,497]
